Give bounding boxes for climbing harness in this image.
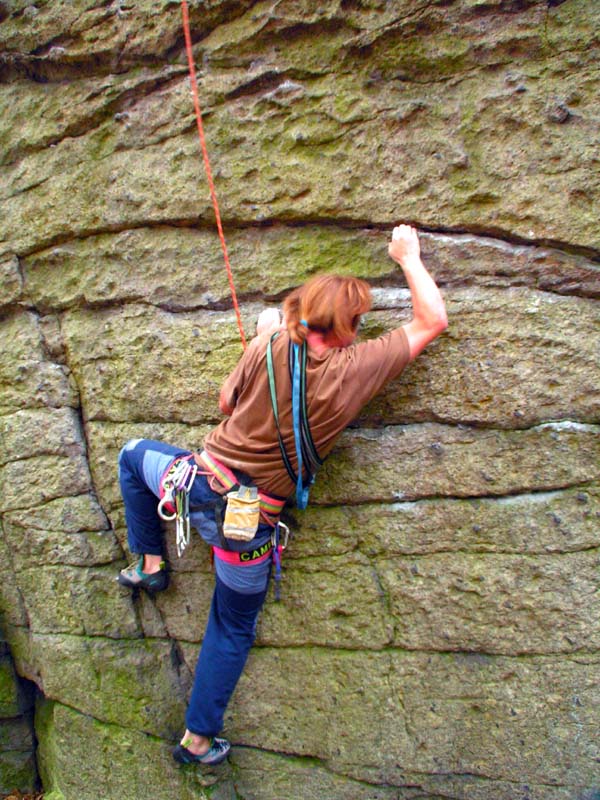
[180,0,247,349]
[208,520,289,601]
[266,332,323,509]
[158,455,198,557]
[212,541,274,566]
[193,450,290,597]
[196,450,286,526]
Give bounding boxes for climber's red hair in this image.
[283,275,372,345]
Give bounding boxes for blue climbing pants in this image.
[118,438,273,737]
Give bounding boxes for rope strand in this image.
[180,0,247,348]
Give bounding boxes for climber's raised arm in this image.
[388,224,448,361]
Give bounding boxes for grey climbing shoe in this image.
[172,737,231,766]
[117,557,169,593]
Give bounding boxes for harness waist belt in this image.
[212,542,273,565]
[195,450,286,518]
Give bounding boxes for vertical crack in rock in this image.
[0,519,30,632]
[49,312,116,541]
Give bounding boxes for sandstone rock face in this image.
[1,1,599,799]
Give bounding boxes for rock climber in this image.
[116,224,447,765]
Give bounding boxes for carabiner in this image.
[157,488,177,521]
[272,521,290,550]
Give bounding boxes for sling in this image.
[266,333,323,509]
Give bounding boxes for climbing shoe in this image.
[172,737,231,766]
[117,557,169,593]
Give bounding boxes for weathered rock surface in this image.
[226,648,600,788]
[0,1,599,799]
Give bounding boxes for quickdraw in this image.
[158,457,198,557]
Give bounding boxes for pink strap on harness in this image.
[212,543,273,566]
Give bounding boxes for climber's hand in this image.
[388,224,421,267]
[256,308,282,336]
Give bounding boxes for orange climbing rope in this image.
[180,0,247,349]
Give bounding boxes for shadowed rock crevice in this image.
[11,224,600,313]
[0,647,40,796]
[0,0,261,83]
[7,216,600,273]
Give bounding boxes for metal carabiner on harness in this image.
[157,458,198,556]
[273,521,290,550]
[175,471,196,557]
[157,484,177,521]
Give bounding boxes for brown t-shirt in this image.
[203,327,410,497]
